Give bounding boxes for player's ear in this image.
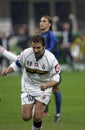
[49,22,51,28]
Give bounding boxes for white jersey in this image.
[10,47,61,97]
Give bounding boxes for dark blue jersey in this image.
[41,31,59,59]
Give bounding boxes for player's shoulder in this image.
[44,50,59,66]
[22,47,33,58]
[49,30,55,36]
[48,31,58,40]
[24,47,32,52]
[75,37,81,43]
[45,49,56,60]
[23,47,33,54]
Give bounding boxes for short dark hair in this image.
[31,35,46,46]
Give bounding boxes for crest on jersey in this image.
[42,64,45,69]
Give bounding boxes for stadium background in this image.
[0,0,85,32]
[0,1,85,130]
[0,0,85,69]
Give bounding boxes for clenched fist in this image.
[1,70,8,76]
[40,82,48,91]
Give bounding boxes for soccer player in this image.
[40,15,62,122]
[1,35,61,130]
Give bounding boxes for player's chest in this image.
[25,57,49,70]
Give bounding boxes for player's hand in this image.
[1,70,8,76]
[40,82,48,91]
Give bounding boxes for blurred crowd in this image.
[0,22,85,71]
[57,22,85,71]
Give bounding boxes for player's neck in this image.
[40,28,49,33]
[35,51,45,61]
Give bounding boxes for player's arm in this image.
[1,66,14,76]
[2,51,24,76]
[40,80,58,91]
[41,57,61,91]
[0,45,17,61]
[1,61,20,76]
[3,50,17,61]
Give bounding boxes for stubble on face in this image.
[32,42,45,60]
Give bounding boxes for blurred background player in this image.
[70,32,85,63]
[60,22,74,70]
[0,32,10,70]
[39,15,62,122]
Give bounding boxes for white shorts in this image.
[21,92,50,105]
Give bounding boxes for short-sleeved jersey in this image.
[10,47,60,96]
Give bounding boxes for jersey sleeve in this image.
[0,45,17,61]
[10,62,20,71]
[50,57,61,83]
[9,51,25,71]
[3,50,17,61]
[15,51,25,68]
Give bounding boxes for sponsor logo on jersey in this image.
[42,64,45,69]
[25,67,49,75]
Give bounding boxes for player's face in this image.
[32,42,45,59]
[40,17,51,32]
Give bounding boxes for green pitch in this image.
[0,71,85,130]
